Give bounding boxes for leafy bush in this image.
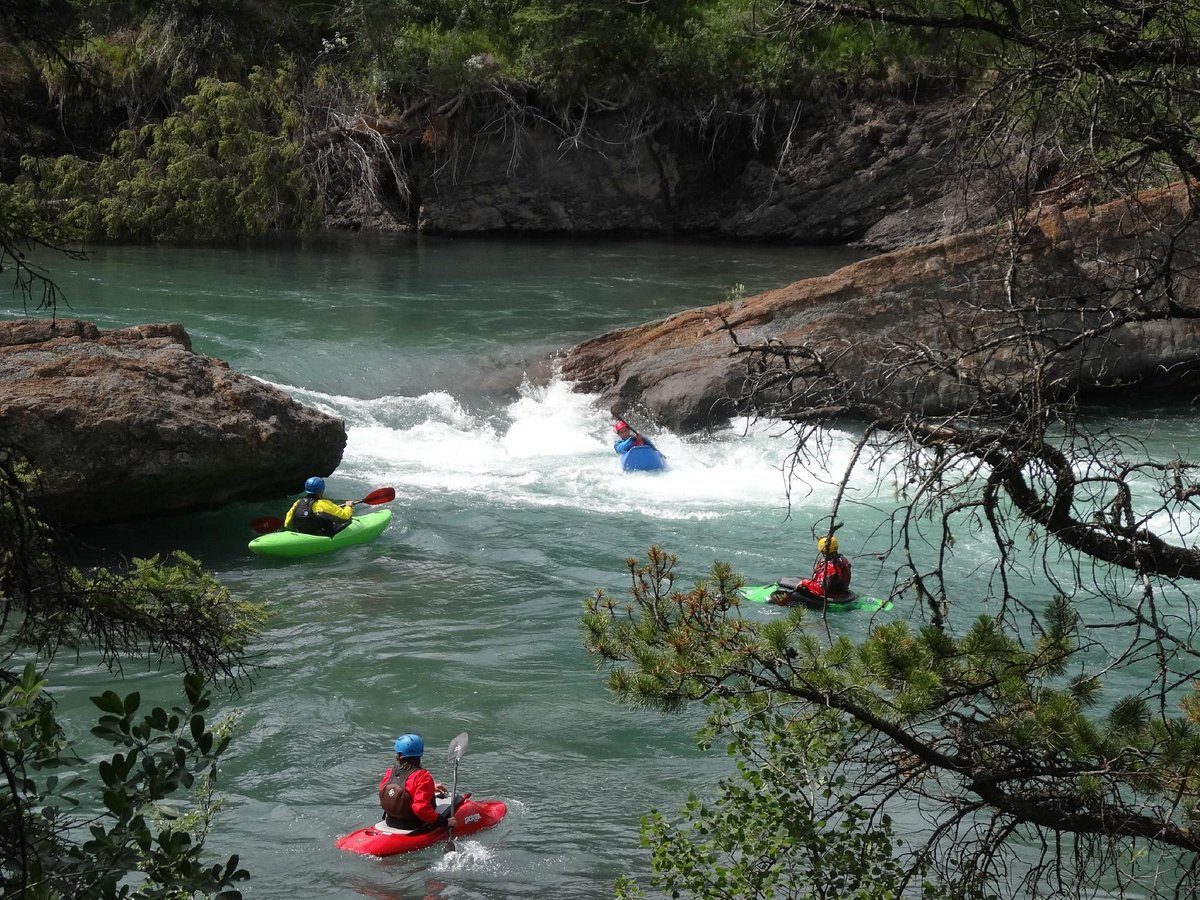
[7,67,320,242]
[1,665,250,898]
[331,0,975,112]
[0,445,263,897]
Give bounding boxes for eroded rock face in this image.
[560,185,1200,433]
[333,94,997,251]
[0,320,346,526]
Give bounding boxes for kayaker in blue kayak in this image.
[378,733,457,834]
[283,476,354,536]
[613,419,656,453]
[773,536,853,605]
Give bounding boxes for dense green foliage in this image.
[4,68,321,242]
[612,681,938,900]
[6,0,1193,247]
[329,0,949,104]
[2,666,249,898]
[0,0,964,246]
[1,447,265,896]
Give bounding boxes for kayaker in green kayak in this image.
[771,535,854,605]
[284,476,354,536]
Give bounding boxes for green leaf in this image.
[91,691,126,715]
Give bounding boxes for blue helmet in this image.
[303,476,325,495]
[394,733,424,758]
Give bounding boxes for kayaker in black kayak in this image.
[284,476,354,536]
[772,536,853,605]
[378,733,457,834]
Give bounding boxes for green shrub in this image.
[8,67,320,242]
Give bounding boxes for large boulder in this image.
[560,184,1200,432]
[0,320,346,526]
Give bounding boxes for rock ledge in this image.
[0,320,346,527]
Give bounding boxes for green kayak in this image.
[740,583,892,612]
[248,509,393,558]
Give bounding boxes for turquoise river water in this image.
[6,234,1197,899]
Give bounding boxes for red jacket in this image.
[800,553,852,598]
[378,766,440,824]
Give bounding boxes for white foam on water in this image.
[429,838,503,873]
[269,373,1200,553]
[271,374,882,522]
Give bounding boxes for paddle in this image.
[444,731,469,853]
[249,486,396,534]
[355,486,396,506]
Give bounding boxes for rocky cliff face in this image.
[328,94,993,252]
[559,184,1200,433]
[0,320,346,527]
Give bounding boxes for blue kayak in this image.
[621,444,666,472]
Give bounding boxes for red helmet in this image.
[614,420,630,433]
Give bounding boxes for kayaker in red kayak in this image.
[378,733,457,834]
[284,476,354,536]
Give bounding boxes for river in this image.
[10,233,1194,899]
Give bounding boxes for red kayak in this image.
[335,796,507,856]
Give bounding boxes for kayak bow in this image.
[620,444,666,472]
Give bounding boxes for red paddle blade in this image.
[251,516,284,534]
[359,487,396,505]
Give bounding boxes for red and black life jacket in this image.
[781,553,854,605]
[822,553,852,594]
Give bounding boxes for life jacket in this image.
[290,496,342,536]
[822,553,852,594]
[615,434,646,451]
[782,553,853,605]
[379,768,421,830]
